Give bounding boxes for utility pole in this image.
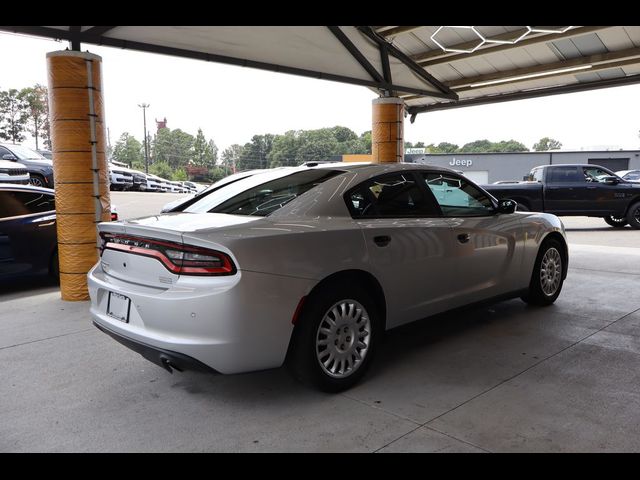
[138,103,150,173]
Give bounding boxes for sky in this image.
[1,31,639,154]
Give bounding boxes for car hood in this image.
[21,158,53,168]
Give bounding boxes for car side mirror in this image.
[603,176,619,185]
[497,198,517,214]
[2,153,17,161]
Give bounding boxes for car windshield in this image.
[5,144,48,160]
[625,172,640,181]
[184,169,344,216]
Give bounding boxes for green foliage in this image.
[427,142,459,153]
[459,139,528,153]
[209,166,228,183]
[532,137,562,151]
[220,144,245,171]
[112,132,143,168]
[20,85,49,150]
[0,88,29,143]
[152,128,195,168]
[237,134,275,170]
[149,161,173,179]
[172,168,188,181]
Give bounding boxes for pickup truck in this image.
[483,164,640,229]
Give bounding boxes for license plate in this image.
[107,292,131,323]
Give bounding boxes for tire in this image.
[521,238,565,306]
[627,201,640,230]
[603,216,628,228]
[286,281,381,392]
[30,174,46,188]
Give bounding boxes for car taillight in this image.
[110,212,118,221]
[99,233,236,276]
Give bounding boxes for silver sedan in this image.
[88,163,568,392]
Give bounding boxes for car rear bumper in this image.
[88,262,314,374]
[93,320,220,374]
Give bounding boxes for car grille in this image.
[0,168,29,176]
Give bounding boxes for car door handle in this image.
[586,186,597,189]
[373,235,391,247]
[457,233,470,244]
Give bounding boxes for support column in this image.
[47,51,111,301]
[371,97,404,163]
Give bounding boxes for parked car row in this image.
[108,162,202,194]
[0,143,54,188]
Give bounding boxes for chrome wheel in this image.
[540,247,562,296]
[315,299,371,379]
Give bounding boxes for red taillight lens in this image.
[110,212,118,221]
[99,233,236,276]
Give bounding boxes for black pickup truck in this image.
[483,164,640,229]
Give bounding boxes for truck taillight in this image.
[99,233,236,276]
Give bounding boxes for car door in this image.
[420,172,523,307]
[0,190,57,278]
[543,166,583,214]
[578,165,634,215]
[346,171,457,328]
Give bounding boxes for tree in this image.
[21,85,50,150]
[428,142,459,153]
[192,128,209,166]
[493,140,529,152]
[533,137,562,151]
[149,160,173,179]
[237,134,275,170]
[460,139,493,153]
[220,144,245,172]
[205,139,218,167]
[0,88,29,143]
[173,168,188,181]
[111,132,143,168]
[152,128,195,168]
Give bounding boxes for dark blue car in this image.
[0,183,59,280]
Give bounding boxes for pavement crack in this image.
[0,328,94,351]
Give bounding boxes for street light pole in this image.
[138,103,150,173]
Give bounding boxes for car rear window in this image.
[185,169,344,216]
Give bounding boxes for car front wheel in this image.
[30,174,46,187]
[604,216,628,228]
[286,282,380,392]
[521,238,565,306]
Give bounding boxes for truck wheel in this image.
[604,216,628,228]
[521,238,565,306]
[627,202,640,230]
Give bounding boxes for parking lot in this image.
[1,191,640,452]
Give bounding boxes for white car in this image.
[143,174,163,192]
[616,170,640,182]
[89,163,568,392]
[109,165,134,191]
[0,160,30,185]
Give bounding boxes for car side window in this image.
[532,168,544,182]
[582,166,611,183]
[0,146,13,160]
[0,191,55,218]
[547,166,582,184]
[347,172,438,218]
[421,172,495,217]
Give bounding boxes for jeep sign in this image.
[449,158,473,167]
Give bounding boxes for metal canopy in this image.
[3,26,639,121]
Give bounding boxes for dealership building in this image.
[401,149,640,185]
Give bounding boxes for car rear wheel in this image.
[604,216,628,228]
[521,238,565,306]
[286,282,380,392]
[627,201,640,230]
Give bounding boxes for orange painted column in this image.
[371,97,404,163]
[47,51,111,301]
